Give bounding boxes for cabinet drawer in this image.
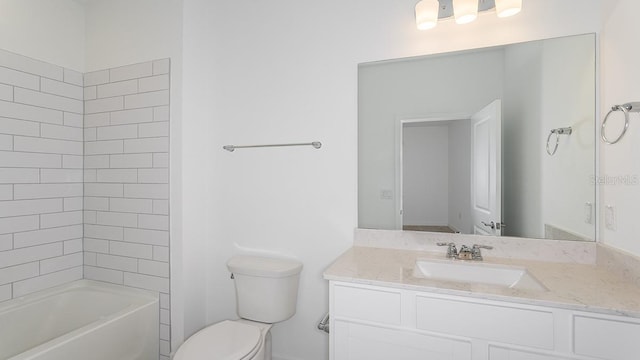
[574,315,640,360]
[416,296,554,349]
[333,285,401,325]
[489,346,576,360]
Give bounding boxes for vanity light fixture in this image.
[415,0,522,30]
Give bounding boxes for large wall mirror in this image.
[358,33,596,241]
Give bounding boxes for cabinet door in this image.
[489,346,579,360]
[333,320,471,360]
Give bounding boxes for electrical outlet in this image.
[380,189,393,200]
[584,202,593,224]
[605,205,616,231]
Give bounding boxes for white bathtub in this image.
[0,280,159,360]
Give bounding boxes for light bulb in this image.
[453,0,478,24]
[495,0,522,17]
[415,0,439,30]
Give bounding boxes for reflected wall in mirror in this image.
[358,33,596,241]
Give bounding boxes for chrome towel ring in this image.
[602,102,640,145]
[546,127,572,156]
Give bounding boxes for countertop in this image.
[323,246,640,318]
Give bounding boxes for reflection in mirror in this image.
[358,34,596,241]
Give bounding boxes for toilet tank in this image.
[227,255,303,323]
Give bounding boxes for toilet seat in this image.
[173,320,262,360]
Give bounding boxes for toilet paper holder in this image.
[317,313,330,334]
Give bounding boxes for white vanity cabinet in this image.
[329,281,640,360]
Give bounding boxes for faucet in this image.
[437,243,493,261]
[436,242,458,259]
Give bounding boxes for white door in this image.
[471,100,502,236]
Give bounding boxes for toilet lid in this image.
[173,320,261,360]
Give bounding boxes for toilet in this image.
[173,255,303,360]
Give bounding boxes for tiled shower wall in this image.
[0,49,84,302]
[82,60,171,358]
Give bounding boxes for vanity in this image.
[324,230,640,360]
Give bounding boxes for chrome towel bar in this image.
[223,141,322,152]
[602,102,640,145]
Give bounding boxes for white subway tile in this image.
[40,211,83,228]
[123,228,169,246]
[0,49,63,80]
[40,169,83,183]
[0,284,11,302]
[160,324,170,341]
[153,59,170,75]
[13,183,82,200]
[138,122,168,138]
[110,198,153,214]
[85,140,123,155]
[13,266,82,297]
[84,238,109,253]
[84,128,97,141]
[63,238,82,254]
[62,155,83,169]
[64,112,83,128]
[14,88,83,114]
[85,96,124,114]
[97,253,138,272]
[159,293,170,309]
[63,68,83,86]
[160,309,171,325]
[0,134,12,151]
[0,242,62,267]
[0,100,63,125]
[84,252,97,266]
[124,272,169,292]
[109,240,152,259]
[153,106,170,121]
[0,184,11,200]
[0,151,61,168]
[41,78,83,100]
[41,123,83,141]
[0,234,12,251]
[0,262,38,285]
[13,224,83,248]
[97,211,137,228]
[153,200,169,215]
[124,184,168,199]
[84,224,123,241]
[0,84,13,101]
[0,66,39,89]
[153,246,169,262]
[85,155,109,169]
[84,210,97,224]
[97,79,138,98]
[96,169,137,183]
[40,252,83,274]
[97,124,138,140]
[124,137,168,153]
[84,265,123,284]
[0,198,62,217]
[84,183,123,197]
[153,153,169,168]
[124,90,169,109]
[138,259,169,277]
[0,117,40,137]
[63,197,83,211]
[84,70,109,86]
[0,168,39,184]
[84,197,109,211]
[14,136,83,155]
[110,153,152,168]
[110,108,153,125]
[139,74,169,93]
[84,113,110,127]
[84,169,96,182]
[84,86,97,100]
[138,214,169,231]
[110,62,152,82]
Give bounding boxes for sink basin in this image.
[413,259,547,291]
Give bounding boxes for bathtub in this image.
[0,280,159,360]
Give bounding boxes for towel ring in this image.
[546,127,572,156]
[601,102,640,145]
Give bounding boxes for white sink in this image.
[413,259,548,291]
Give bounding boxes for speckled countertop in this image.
[324,246,640,318]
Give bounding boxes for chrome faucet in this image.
[437,242,458,259]
[437,242,493,261]
[471,244,493,261]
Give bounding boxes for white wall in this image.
[601,0,640,255]
[403,124,449,226]
[0,0,85,71]
[448,120,472,233]
[181,1,604,359]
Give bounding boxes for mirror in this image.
[358,33,596,241]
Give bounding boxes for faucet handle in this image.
[437,242,457,258]
[473,244,493,250]
[471,244,493,261]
